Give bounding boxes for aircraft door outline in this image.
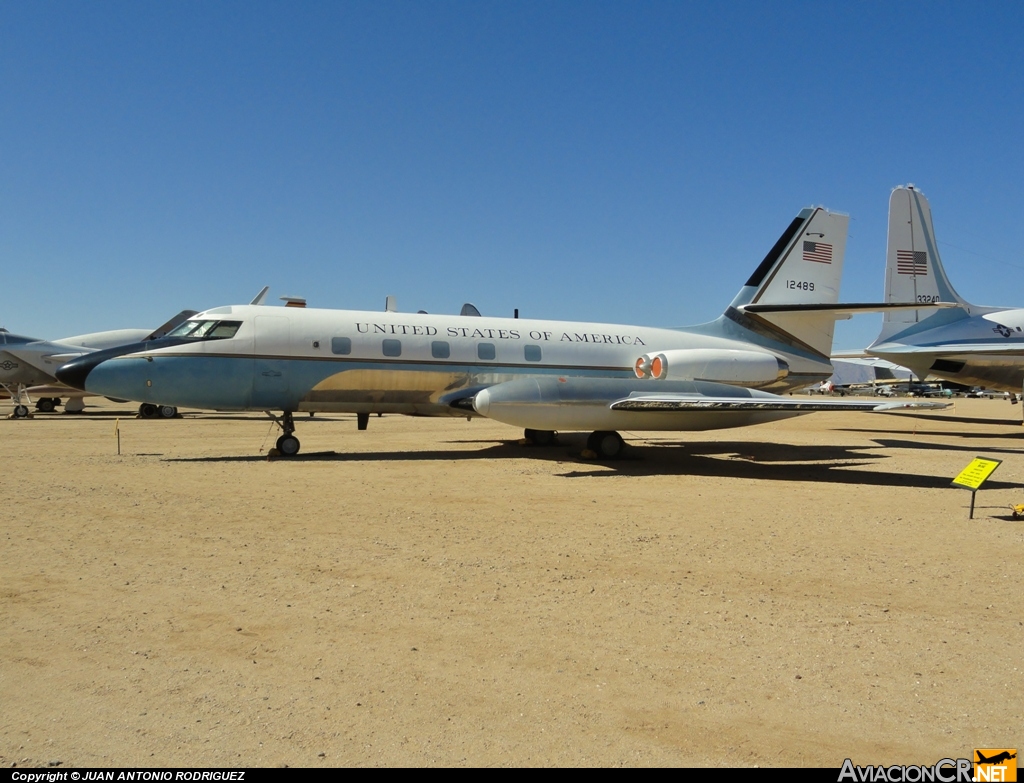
[253,315,291,409]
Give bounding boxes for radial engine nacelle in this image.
[633,348,787,384]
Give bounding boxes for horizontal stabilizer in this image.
[740,302,956,316]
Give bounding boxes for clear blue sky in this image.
[2,1,1022,349]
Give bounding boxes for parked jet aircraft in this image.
[867,185,1024,397]
[1,311,196,417]
[56,206,943,458]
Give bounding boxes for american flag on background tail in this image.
[802,241,832,264]
[896,250,927,275]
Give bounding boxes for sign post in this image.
[950,457,1002,519]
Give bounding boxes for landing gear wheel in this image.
[587,430,625,460]
[139,403,158,419]
[36,398,55,413]
[276,434,301,456]
[158,405,177,419]
[524,428,557,446]
[13,405,29,418]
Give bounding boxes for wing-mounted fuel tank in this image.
[632,348,788,385]
[472,376,806,433]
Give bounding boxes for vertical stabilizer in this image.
[877,185,971,342]
[726,207,849,357]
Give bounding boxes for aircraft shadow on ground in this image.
[162,436,1016,490]
[872,410,1023,427]
[870,438,1024,456]
[12,409,142,419]
[163,441,526,465]
[552,440,1024,489]
[837,427,1024,442]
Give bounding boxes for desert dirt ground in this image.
[1,397,1022,767]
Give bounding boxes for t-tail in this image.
[875,185,975,344]
[717,206,850,359]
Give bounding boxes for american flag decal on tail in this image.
[897,249,928,275]
[802,241,832,264]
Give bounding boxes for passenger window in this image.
[478,343,496,360]
[331,337,352,355]
[524,345,542,362]
[382,339,402,357]
[431,341,450,359]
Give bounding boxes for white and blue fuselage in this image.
[57,303,831,417]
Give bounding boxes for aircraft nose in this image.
[56,353,104,390]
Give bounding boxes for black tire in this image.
[158,405,177,419]
[139,403,158,419]
[276,434,301,456]
[524,428,556,446]
[13,404,29,418]
[591,430,624,459]
[36,398,55,413]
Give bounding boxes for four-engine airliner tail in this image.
[868,185,1024,395]
[56,205,942,458]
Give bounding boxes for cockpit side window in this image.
[190,321,217,338]
[166,320,242,340]
[167,321,205,338]
[208,321,242,339]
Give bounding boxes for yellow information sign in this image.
[951,457,1002,491]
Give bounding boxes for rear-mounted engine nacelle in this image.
[633,348,786,384]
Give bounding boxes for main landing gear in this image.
[521,428,626,459]
[586,430,625,460]
[35,397,61,413]
[139,403,178,419]
[523,428,557,446]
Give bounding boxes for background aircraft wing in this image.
[876,343,1024,356]
[144,309,200,340]
[2,342,77,376]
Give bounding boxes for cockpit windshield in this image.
[166,320,243,340]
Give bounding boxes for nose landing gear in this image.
[268,410,301,456]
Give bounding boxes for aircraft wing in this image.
[610,395,946,412]
[873,343,1024,357]
[471,376,949,432]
